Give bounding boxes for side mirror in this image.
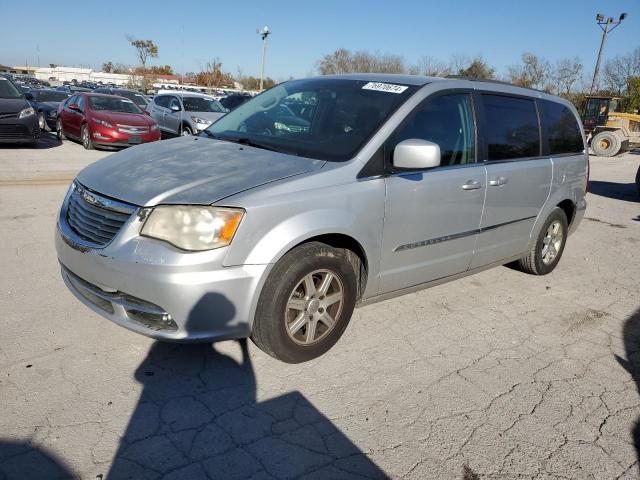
[393,139,441,170]
[69,103,79,111]
[24,92,34,101]
[170,104,180,112]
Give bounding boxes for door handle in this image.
[489,176,508,186]
[461,180,482,190]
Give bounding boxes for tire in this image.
[591,131,622,157]
[635,165,640,197]
[81,124,93,150]
[517,208,568,275]
[181,125,193,136]
[251,242,358,363]
[38,112,46,131]
[56,118,66,141]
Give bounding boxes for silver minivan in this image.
[56,74,588,363]
[148,92,227,136]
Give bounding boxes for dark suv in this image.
[0,76,39,146]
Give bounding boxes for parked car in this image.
[25,89,70,131]
[93,87,149,112]
[219,93,251,111]
[56,93,160,150]
[56,85,93,94]
[55,74,588,363]
[0,75,39,146]
[148,93,226,136]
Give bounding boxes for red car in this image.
[56,93,160,149]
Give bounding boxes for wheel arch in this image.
[557,198,576,227]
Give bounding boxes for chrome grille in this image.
[117,124,149,135]
[66,184,134,247]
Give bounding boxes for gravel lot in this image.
[0,134,639,479]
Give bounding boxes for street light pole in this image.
[590,13,627,94]
[257,26,271,91]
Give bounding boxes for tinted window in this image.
[0,77,23,99]
[394,93,476,166]
[541,100,583,155]
[482,94,540,160]
[37,91,69,103]
[154,96,169,108]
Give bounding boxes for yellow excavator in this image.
[582,96,640,156]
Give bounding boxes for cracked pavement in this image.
[0,137,639,479]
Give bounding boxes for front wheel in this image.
[251,242,358,363]
[517,208,568,275]
[56,118,66,141]
[181,125,193,136]
[38,112,46,131]
[81,124,93,150]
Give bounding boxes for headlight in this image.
[190,116,211,125]
[141,206,244,251]
[93,118,113,128]
[18,107,35,119]
[274,121,291,132]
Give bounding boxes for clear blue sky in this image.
[1,0,638,80]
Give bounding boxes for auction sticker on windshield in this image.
[362,82,408,94]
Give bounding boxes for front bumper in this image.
[0,114,39,143]
[92,124,161,148]
[55,192,270,342]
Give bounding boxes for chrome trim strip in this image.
[394,215,537,252]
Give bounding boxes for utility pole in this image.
[257,26,271,91]
[590,12,627,93]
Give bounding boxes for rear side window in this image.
[541,100,584,155]
[154,96,169,108]
[482,94,540,160]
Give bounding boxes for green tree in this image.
[458,56,495,79]
[126,36,158,74]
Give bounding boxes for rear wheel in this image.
[591,131,622,157]
[517,208,568,275]
[56,118,66,141]
[81,124,93,150]
[251,242,358,363]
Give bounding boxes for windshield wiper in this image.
[206,133,294,154]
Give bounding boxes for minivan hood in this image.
[77,136,325,207]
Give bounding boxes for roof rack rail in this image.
[444,75,546,93]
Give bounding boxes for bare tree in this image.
[602,48,640,95]
[410,56,451,77]
[549,57,584,95]
[317,49,406,75]
[507,52,550,89]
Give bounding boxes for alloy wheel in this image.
[541,220,563,265]
[285,269,344,346]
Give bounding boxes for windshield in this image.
[183,96,226,113]
[0,78,23,99]
[38,91,69,103]
[206,78,417,161]
[89,96,143,114]
[117,90,149,107]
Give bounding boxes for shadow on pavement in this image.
[588,180,639,203]
[615,308,640,467]
[0,441,75,479]
[0,132,62,150]
[108,291,387,479]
